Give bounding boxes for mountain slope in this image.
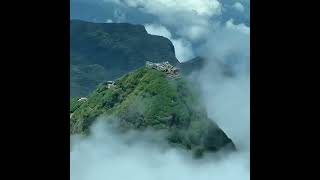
[70,66,235,157]
[178,57,207,75]
[179,56,236,77]
[71,20,179,96]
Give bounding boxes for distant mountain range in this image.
[70,20,235,97]
[71,20,179,96]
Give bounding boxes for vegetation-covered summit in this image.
[70,67,235,157]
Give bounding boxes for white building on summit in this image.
[106,81,116,89]
[145,61,179,76]
[77,97,88,102]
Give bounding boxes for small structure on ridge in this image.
[145,61,180,77]
[106,81,116,89]
[77,97,88,102]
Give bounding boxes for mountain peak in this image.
[70,67,236,157]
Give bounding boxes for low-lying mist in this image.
[71,118,249,180]
[190,63,250,152]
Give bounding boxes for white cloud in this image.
[233,2,245,12]
[119,0,221,16]
[103,0,250,62]
[71,119,250,180]
[145,24,172,38]
[226,19,250,35]
[104,0,221,42]
[106,19,113,23]
[177,25,211,42]
[171,39,194,63]
[194,72,250,150]
[195,19,250,75]
[145,24,195,62]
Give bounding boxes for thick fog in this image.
[71,117,249,180]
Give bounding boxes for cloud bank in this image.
[71,119,250,180]
[102,0,250,64]
[233,2,245,12]
[145,24,194,62]
[104,0,222,42]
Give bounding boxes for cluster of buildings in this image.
[145,61,179,76]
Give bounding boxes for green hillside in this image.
[70,66,235,157]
